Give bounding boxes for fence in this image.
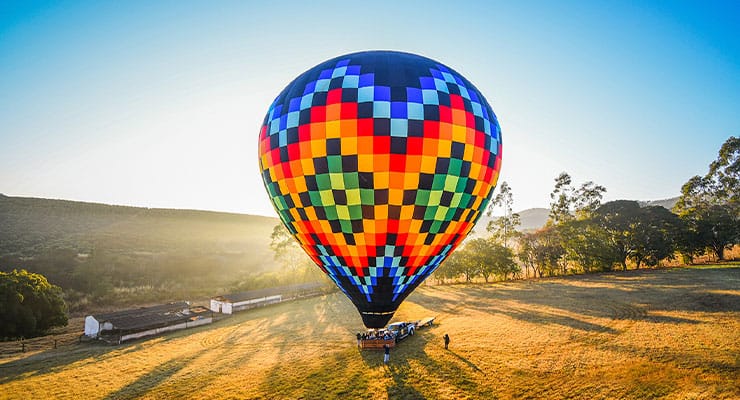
[0,333,83,356]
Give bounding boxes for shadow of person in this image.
[446,350,484,374]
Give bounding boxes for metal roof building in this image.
[210,282,328,314]
[84,302,213,343]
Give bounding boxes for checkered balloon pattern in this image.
[259,51,502,328]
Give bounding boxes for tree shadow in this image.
[357,332,493,399]
[384,358,430,400]
[595,341,739,376]
[0,339,136,384]
[408,287,619,333]
[408,267,739,331]
[254,341,373,398]
[0,294,353,388]
[102,354,197,399]
[355,333,434,400]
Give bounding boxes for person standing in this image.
[444,334,450,350]
[383,343,390,364]
[356,332,362,347]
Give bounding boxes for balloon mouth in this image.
[361,310,397,329]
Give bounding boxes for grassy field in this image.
[1,265,738,399]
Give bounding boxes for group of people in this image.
[355,332,451,364]
[356,330,393,344]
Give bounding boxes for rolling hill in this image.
[0,194,285,312]
[0,194,279,258]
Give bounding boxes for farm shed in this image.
[84,302,213,343]
[210,282,329,314]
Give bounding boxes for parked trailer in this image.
[414,316,436,328]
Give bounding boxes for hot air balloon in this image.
[258,51,502,328]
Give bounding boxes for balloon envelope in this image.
[259,51,502,328]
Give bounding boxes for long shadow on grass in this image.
[408,268,740,330]
[538,268,740,315]
[358,333,494,399]
[384,359,429,399]
[257,292,359,360]
[596,341,739,376]
[225,293,373,398]
[254,342,375,398]
[447,349,484,374]
[0,298,299,385]
[0,339,145,384]
[102,353,197,399]
[409,289,618,333]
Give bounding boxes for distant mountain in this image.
[638,197,679,210]
[517,208,551,231]
[471,208,549,236]
[475,197,681,234]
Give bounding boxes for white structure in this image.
[210,293,281,314]
[210,283,328,314]
[84,302,213,343]
[84,315,111,337]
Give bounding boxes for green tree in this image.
[518,227,564,278]
[629,206,682,268]
[0,269,68,338]
[270,223,315,271]
[560,219,618,272]
[595,201,683,270]
[549,172,575,224]
[461,239,489,282]
[443,239,520,283]
[547,173,607,273]
[595,200,642,270]
[548,172,606,224]
[707,136,739,209]
[486,182,522,248]
[269,224,329,285]
[435,251,465,283]
[685,205,738,261]
[674,137,740,260]
[456,245,480,283]
[517,233,537,279]
[487,243,520,280]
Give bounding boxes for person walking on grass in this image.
[383,343,390,364]
[444,333,450,350]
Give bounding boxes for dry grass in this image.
[1,265,738,399]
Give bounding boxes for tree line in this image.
[434,136,739,282]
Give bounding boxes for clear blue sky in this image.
[1,1,738,216]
